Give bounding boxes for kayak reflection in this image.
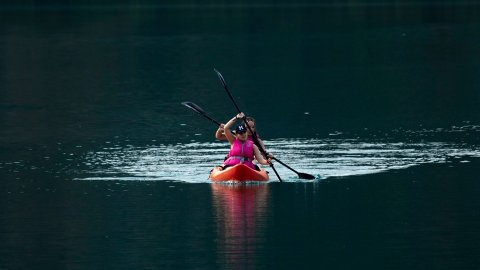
[211,184,270,269]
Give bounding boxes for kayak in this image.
[209,163,269,182]
[210,164,269,182]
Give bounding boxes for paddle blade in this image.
[214,69,228,88]
[297,172,316,180]
[182,101,222,126]
[182,101,206,115]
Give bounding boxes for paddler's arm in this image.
[215,124,227,141]
[253,145,272,165]
[252,136,270,159]
[256,138,266,152]
[224,112,244,144]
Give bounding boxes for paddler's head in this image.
[245,116,256,136]
[235,124,248,141]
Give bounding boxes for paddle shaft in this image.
[214,70,283,181]
[201,113,221,126]
[272,157,299,173]
[243,118,283,182]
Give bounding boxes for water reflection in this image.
[211,184,270,269]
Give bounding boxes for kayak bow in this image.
[209,164,269,182]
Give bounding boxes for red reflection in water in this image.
[211,184,270,269]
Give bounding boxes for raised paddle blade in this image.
[181,101,222,126]
[214,69,243,116]
[214,69,228,88]
[182,101,206,115]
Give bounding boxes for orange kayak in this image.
[209,164,269,182]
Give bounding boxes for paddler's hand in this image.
[236,112,245,120]
[266,153,273,165]
[218,123,225,131]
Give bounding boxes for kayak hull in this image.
[209,164,269,182]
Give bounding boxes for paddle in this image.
[182,101,222,126]
[183,100,316,180]
[214,69,316,180]
[183,101,277,181]
[269,158,315,180]
[213,70,282,181]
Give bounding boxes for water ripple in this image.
[74,138,480,182]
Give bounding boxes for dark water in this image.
[1,2,480,269]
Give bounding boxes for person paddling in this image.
[220,113,272,171]
[215,116,267,151]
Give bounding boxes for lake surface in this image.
[1,2,480,269]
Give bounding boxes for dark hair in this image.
[245,116,256,123]
[244,116,259,138]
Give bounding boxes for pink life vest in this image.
[224,139,256,169]
[224,136,256,159]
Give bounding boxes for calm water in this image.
[1,2,480,269]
